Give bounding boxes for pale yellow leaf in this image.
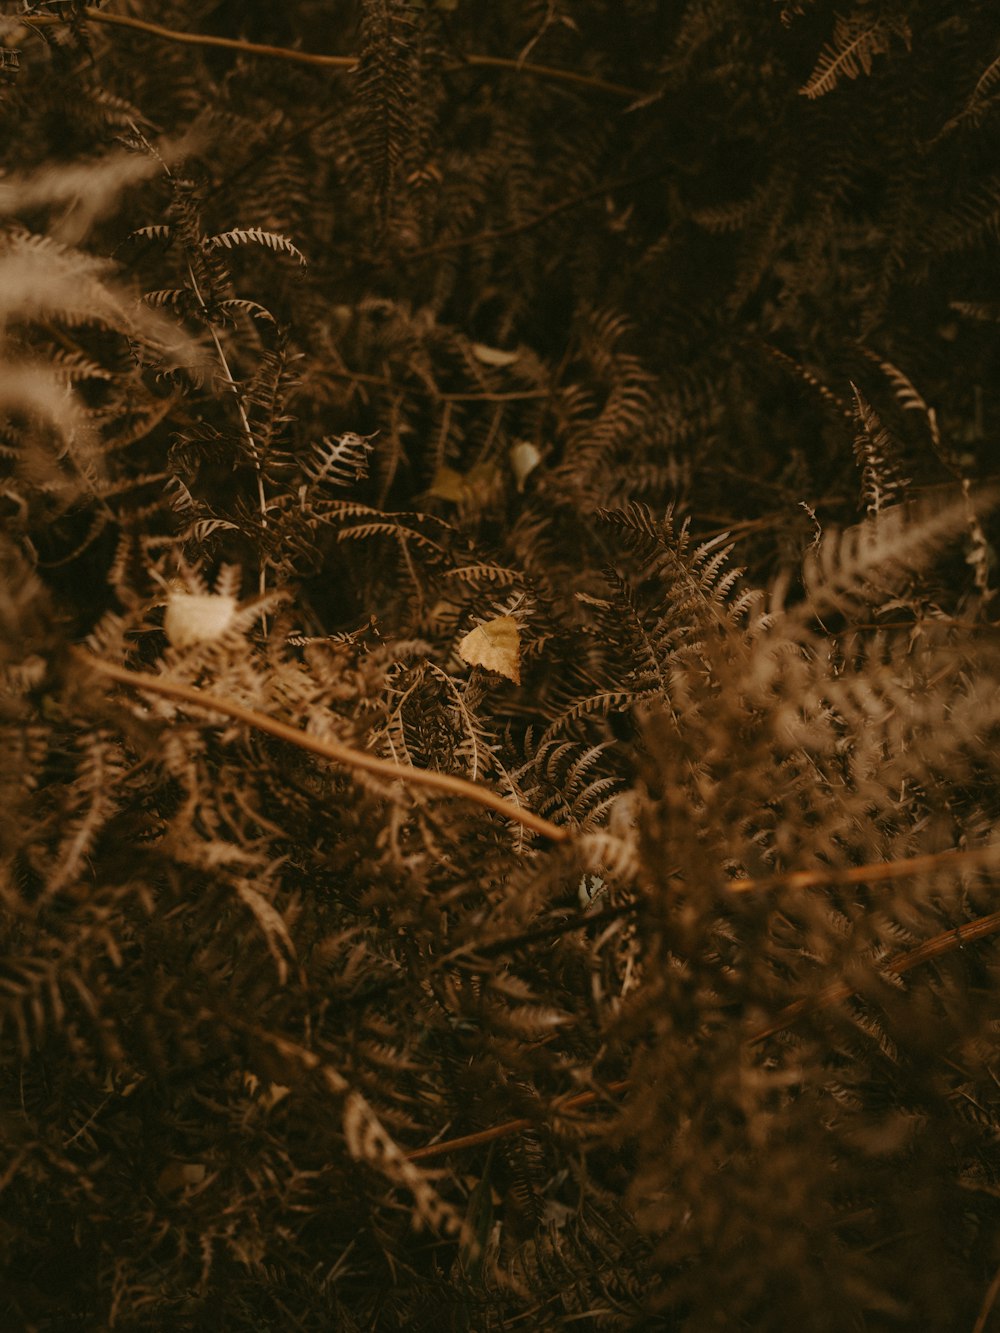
[470,341,519,367]
[157,1161,207,1194]
[164,592,237,648]
[457,615,521,684]
[509,440,541,491]
[426,465,467,502]
[244,1071,291,1108]
[427,462,497,503]
[263,1082,291,1108]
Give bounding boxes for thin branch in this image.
[727,841,1000,895]
[183,258,271,620]
[407,1079,631,1163]
[26,8,644,98]
[70,648,570,845]
[95,764,1000,1034]
[333,902,639,1012]
[27,8,357,68]
[322,367,551,403]
[436,389,550,403]
[470,901,637,957]
[398,168,668,261]
[748,906,1000,1044]
[64,656,1000,897]
[458,53,643,100]
[63,659,1000,897]
[408,906,1000,1161]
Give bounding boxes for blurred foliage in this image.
[2,1,1000,1328]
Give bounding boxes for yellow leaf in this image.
[471,341,519,367]
[164,592,237,648]
[509,440,541,491]
[427,462,497,503]
[426,465,467,502]
[263,1082,291,1108]
[457,615,521,684]
[157,1161,207,1194]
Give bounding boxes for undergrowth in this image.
[2,2,1000,1328]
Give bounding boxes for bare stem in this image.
[748,906,1000,1044]
[399,168,667,261]
[408,905,1000,1161]
[71,649,571,844]
[25,9,644,99]
[728,842,1000,894]
[182,262,270,622]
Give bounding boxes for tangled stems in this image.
[72,649,1000,1161]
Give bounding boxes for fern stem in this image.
[409,905,1000,1160]
[183,260,270,621]
[728,841,1000,894]
[399,168,668,261]
[70,649,571,844]
[748,905,1000,1043]
[26,9,643,98]
[25,9,357,68]
[458,53,642,100]
[407,1079,632,1162]
[321,367,549,402]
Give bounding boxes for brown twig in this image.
[398,168,667,261]
[408,904,1000,1161]
[748,906,1000,1043]
[727,842,1000,895]
[70,648,570,845]
[458,53,643,100]
[25,9,356,67]
[436,389,550,403]
[407,1079,632,1163]
[26,8,644,99]
[470,901,637,957]
[322,368,551,403]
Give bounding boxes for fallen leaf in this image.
[157,1161,207,1194]
[457,615,521,684]
[509,440,541,491]
[164,592,237,648]
[426,465,467,502]
[471,342,520,367]
[426,462,497,502]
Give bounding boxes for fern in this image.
[355,0,423,235]
[3,3,1000,1329]
[799,13,911,100]
[205,226,307,264]
[850,383,911,517]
